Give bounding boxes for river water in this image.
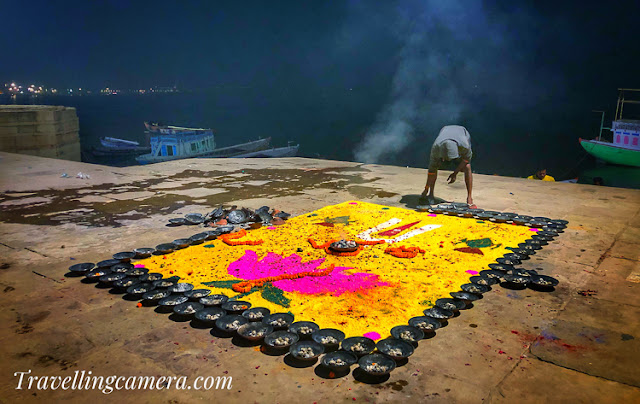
[3,92,639,189]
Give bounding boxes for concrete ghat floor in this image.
[0,151,639,403]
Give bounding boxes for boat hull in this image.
[201,138,270,158]
[100,136,141,149]
[91,146,150,156]
[136,137,272,164]
[233,144,299,158]
[580,139,640,168]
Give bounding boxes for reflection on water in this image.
[2,94,639,190]
[578,164,640,189]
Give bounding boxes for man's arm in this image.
[447,159,469,184]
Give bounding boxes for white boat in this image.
[233,143,300,158]
[144,122,210,134]
[100,136,140,149]
[98,137,150,153]
[200,138,271,158]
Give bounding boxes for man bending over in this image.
[420,125,474,207]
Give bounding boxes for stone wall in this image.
[0,105,81,161]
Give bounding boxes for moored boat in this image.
[580,89,640,168]
[579,138,640,167]
[144,122,210,134]
[136,122,299,164]
[136,125,217,164]
[99,136,150,153]
[233,143,299,158]
[202,138,271,158]
[100,136,139,149]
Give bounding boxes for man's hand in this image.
[420,188,435,205]
[449,159,469,185]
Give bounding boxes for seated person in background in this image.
[527,168,555,182]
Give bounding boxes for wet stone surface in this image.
[0,167,386,227]
[1,154,640,403]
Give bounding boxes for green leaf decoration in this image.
[230,289,258,300]
[466,238,493,248]
[324,215,351,225]
[261,283,291,308]
[201,280,240,289]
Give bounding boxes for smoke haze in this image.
[353,0,559,164]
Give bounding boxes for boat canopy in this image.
[149,131,215,158]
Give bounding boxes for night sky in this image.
[3,1,637,91]
[2,0,639,172]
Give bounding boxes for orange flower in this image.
[308,238,336,249]
[356,239,386,246]
[384,245,425,258]
[220,229,264,246]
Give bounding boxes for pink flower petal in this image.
[227,251,388,296]
[228,251,325,280]
[274,268,387,296]
[363,332,381,341]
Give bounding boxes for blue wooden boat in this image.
[136,123,273,164]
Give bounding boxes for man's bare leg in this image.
[464,163,473,205]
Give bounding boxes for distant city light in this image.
[2,81,181,96]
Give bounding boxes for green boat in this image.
[581,89,640,168]
[579,138,640,167]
